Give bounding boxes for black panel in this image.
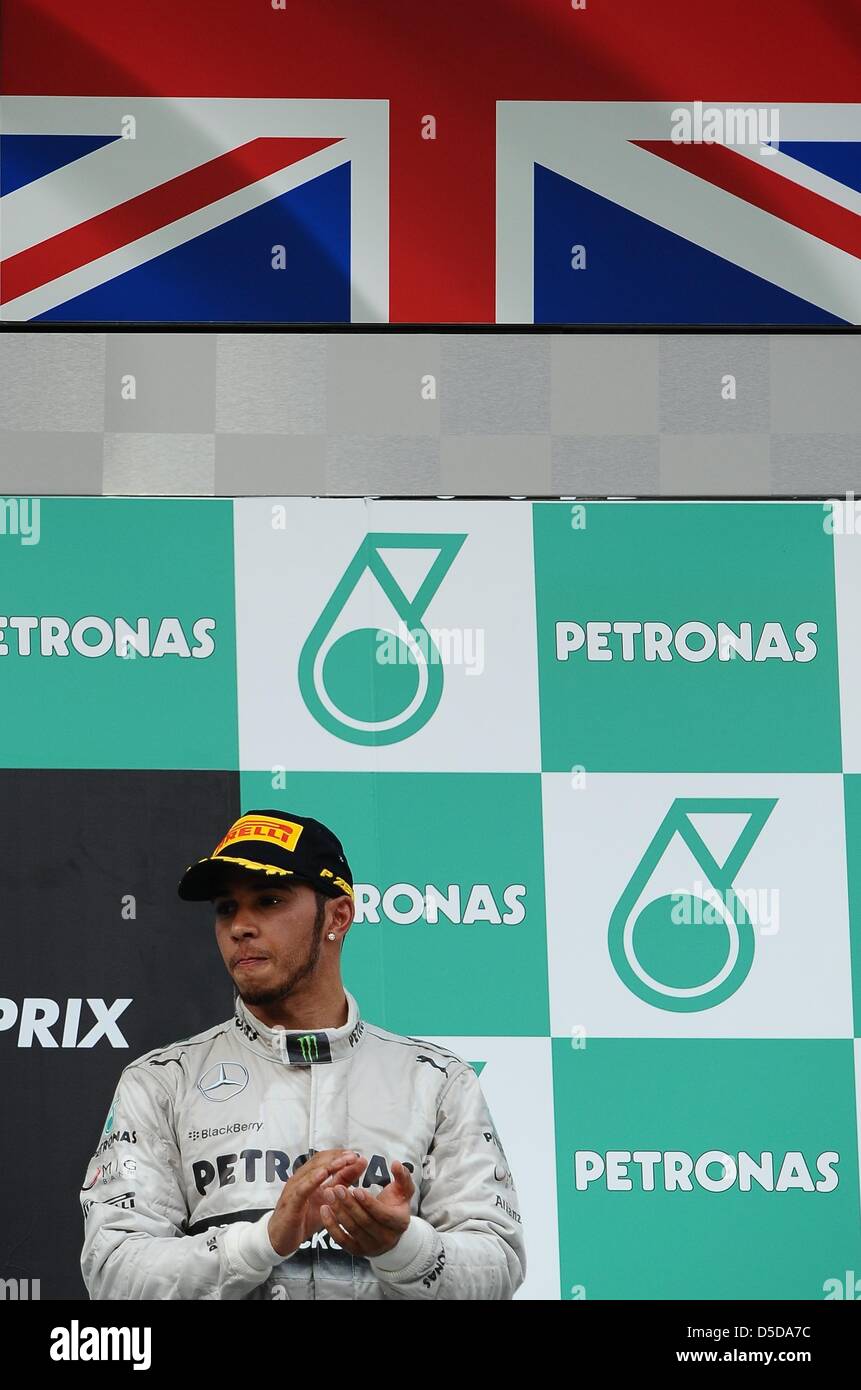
[0,769,240,1298]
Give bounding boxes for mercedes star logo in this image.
[197,1061,249,1102]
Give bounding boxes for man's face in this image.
[213,876,327,1006]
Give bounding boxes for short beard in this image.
[235,892,327,1008]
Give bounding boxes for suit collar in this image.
[233,990,365,1065]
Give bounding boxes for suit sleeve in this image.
[80,1065,284,1301]
[369,1063,527,1300]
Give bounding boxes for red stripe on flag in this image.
[635,140,861,260]
[1,136,342,303]
[389,97,495,323]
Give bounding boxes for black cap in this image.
[178,809,353,902]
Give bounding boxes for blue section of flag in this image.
[772,142,861,196]
[0,134,119,196]
[36,161,352,322]
[533,164,845,324]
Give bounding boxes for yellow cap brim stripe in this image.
[203,854,354,898]
[211,855,293,877]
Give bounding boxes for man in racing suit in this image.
[80,809,526,1301]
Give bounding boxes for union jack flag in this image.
[1,0,859,324]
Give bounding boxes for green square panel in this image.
[241,770,549,1035]
[0,499,237,769]
[534,502,841,772]
[552,1038,861,1299]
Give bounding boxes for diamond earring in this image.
[327,931,336,941]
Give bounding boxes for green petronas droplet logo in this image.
[608,798,776,1012]
[298,532,466,746]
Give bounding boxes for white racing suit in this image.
[80,991,526,1300]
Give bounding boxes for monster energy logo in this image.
[285,1031,331,1065]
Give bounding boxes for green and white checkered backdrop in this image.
[2,495,860,1299]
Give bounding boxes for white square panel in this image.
[234,498,540,771]
[834,515,861,773]
[543,772,853,1039]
